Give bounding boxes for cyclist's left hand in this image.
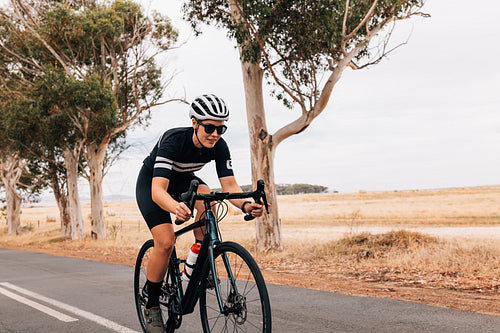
[244,202,269,217]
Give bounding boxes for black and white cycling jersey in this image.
[143,127,234,180]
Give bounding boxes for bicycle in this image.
[134,179,272,332]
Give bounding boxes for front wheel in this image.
[199,241,271,333]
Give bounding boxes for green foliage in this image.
[0,86,46,200]
[31,67,118,143]
[183,0,426,109]
[0,0,179,181]
[1,0,178,132]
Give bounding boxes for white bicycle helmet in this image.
[189,94,229,121]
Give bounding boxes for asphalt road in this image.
[0,248,499,332]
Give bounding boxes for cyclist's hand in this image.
[175,202,191,222]
[245,202,269,217]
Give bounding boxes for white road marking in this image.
[0,286,78,322]
[0,282,140,333]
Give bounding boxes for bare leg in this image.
[193,184,216,242]
[146,223,175,283]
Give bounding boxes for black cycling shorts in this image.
[135,164,206,230]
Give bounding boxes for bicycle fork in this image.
[204,207,241,316]
[211,245,242,316]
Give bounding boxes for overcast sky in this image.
[92,1,499,196]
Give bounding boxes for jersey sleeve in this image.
[152,137,178,179]
[214,139,234,178]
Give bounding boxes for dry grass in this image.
[1,185,499,314]
[253,230,499,292]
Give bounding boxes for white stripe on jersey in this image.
[171,165,204,173]
[154,163,172,170]
[173,161,206,168]
[154,156,206,173]
[155,156,172,163]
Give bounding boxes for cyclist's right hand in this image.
[175,202,191,222]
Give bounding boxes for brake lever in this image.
[244,180,269,221]
[175,179,199,225]
[255,179,269,214]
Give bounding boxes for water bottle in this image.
[182,243,201,281]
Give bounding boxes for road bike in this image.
[134,179,272,332]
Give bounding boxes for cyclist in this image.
[135,94,265,333]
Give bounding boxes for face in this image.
[192,118,226,148]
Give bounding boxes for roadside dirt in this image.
[2,186,499,317]
[4,241,498,317]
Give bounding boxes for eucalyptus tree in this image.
[75,0,178,239]
[0,111,25,235]
[0,83,44,235]
[183,0,428,251]
[32,68,118,239]
[6,0,179,239]
[0,1,89,239]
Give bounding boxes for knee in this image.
[198,184,211,194]
[154,235,175,255]
[195,184,211,211]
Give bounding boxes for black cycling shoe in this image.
[143,306,164,333]
[206,271,220,289]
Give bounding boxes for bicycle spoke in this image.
[200,242,271,332]
[209,313,225,332]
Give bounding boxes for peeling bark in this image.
[63,147,85,240]
[0,153,24,235]
[240,61,283,252]
[86,141,108,239]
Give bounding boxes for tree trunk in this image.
[5,180,22,235]
[63,147,85,240]
[87,141,108,239]
[46,149,72,237]
[240,61,283,252]
[50,174,71,237]
[0,154,23,235]
[55,187,71,237]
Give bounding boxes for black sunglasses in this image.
[197,120,227,135]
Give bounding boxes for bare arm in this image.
[151,177,191,221]
[219,176,264,217]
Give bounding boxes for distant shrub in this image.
[310,230,439,259]
[219,183,329,195]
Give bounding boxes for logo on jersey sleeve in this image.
[226,160,233,170]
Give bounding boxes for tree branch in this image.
[230,0,306,112]
[10,0,73,76]
[345,0,379,41]
[342,0,350,38]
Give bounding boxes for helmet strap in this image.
[194,125,207,149]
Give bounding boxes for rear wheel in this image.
[134,240,180,333]
[199,241,271,333]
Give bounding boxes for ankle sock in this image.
[145,280,163,309]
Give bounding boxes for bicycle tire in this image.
[134,239,177,333]
[199,241,271,333]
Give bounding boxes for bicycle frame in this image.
[171,199,238,316]
[135,179,271,332]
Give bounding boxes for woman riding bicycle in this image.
[135,94,265,333]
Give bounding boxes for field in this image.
[1,185,499,315]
